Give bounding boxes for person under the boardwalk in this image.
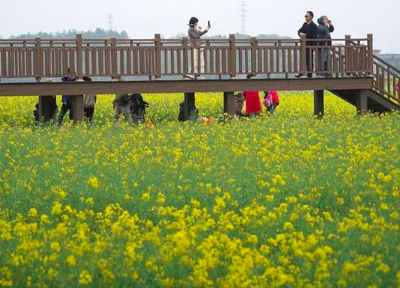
[34,78,58,123]
[113,94,132,122]
[130,93,149,124]
[58,76,76,125]
[263,90,280,114]
[234,93,245,117]
[186,17,211,80]
[243,74,262,116]
[82,77,97,123]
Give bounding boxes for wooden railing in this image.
[0,34,374,81]
[372,55,400,103]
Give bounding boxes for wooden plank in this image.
[92,49,97,75]
[127,46,132,75]
[288,48,292,73]
[171,49,175,74]
[264,48,268,76]
[85,47,90,75]
[9,48,14,76]
[269,49,274,74]
[245,48,249,73]
[134,47,139,75]
[99,48,104,75]
[177,48,182,74]
[105,48,111,75]
[222,49,227,74]
[0,78,375,97]
[216,48,221,75]
[27,49,32,76]
[210,48,215,74]
[164,49,169,74]
[238,48,243,73]
[120,48,125,75]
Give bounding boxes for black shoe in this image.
[183,75,195,80]
[295,74,302,78]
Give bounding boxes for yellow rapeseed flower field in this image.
[0,92,400,288]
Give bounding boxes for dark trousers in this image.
[58,99,73,124]
[84,107,95,122]
[306,48,314,78]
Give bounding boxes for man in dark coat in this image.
[297,11,318,78]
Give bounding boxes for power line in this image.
[108,13,115,31]
[239,1,248,35]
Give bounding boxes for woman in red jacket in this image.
[395,80,400,104]
[243,91,262,116]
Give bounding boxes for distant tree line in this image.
[10,28,129,39]
[169,32,292,40]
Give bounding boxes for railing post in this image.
[34,38,43,81]
[300,35,307,76]
[182,37,189,75]
[229,34,237,78]
[76,34,83,79]
[154,34,162,79]
[251,37,257,75]
[367,34,373,75]
[111,37,118,79]
[345,35,352,74]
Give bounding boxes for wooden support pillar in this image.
[184,92,196,121]
[224,92,235,116]
[71,95,84,123]
[356,90,368,115]
[314,90,324,118]
[38,96,55,123]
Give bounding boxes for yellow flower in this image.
[51,201,63,216]
[78,270,92,285]
[141,193,151,201]
[67,255,76,267]
[50,242,61,253]
[40,214,50,225]
[342,262,358,275]
[28,208,38,218]
[88,176,99,189]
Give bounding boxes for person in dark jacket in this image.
[296,11,318,78]
[34,78,58,123]
[317,16,334,76]
[58,76,76,125]
[130,93,149,124]
[113,94,132,122]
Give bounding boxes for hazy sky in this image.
[1,0,399,53]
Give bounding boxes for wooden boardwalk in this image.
[0,34,399,121]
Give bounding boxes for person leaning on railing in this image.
[296,11,318,78]
[185,17,211,80]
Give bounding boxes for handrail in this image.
[373,55,400,75]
